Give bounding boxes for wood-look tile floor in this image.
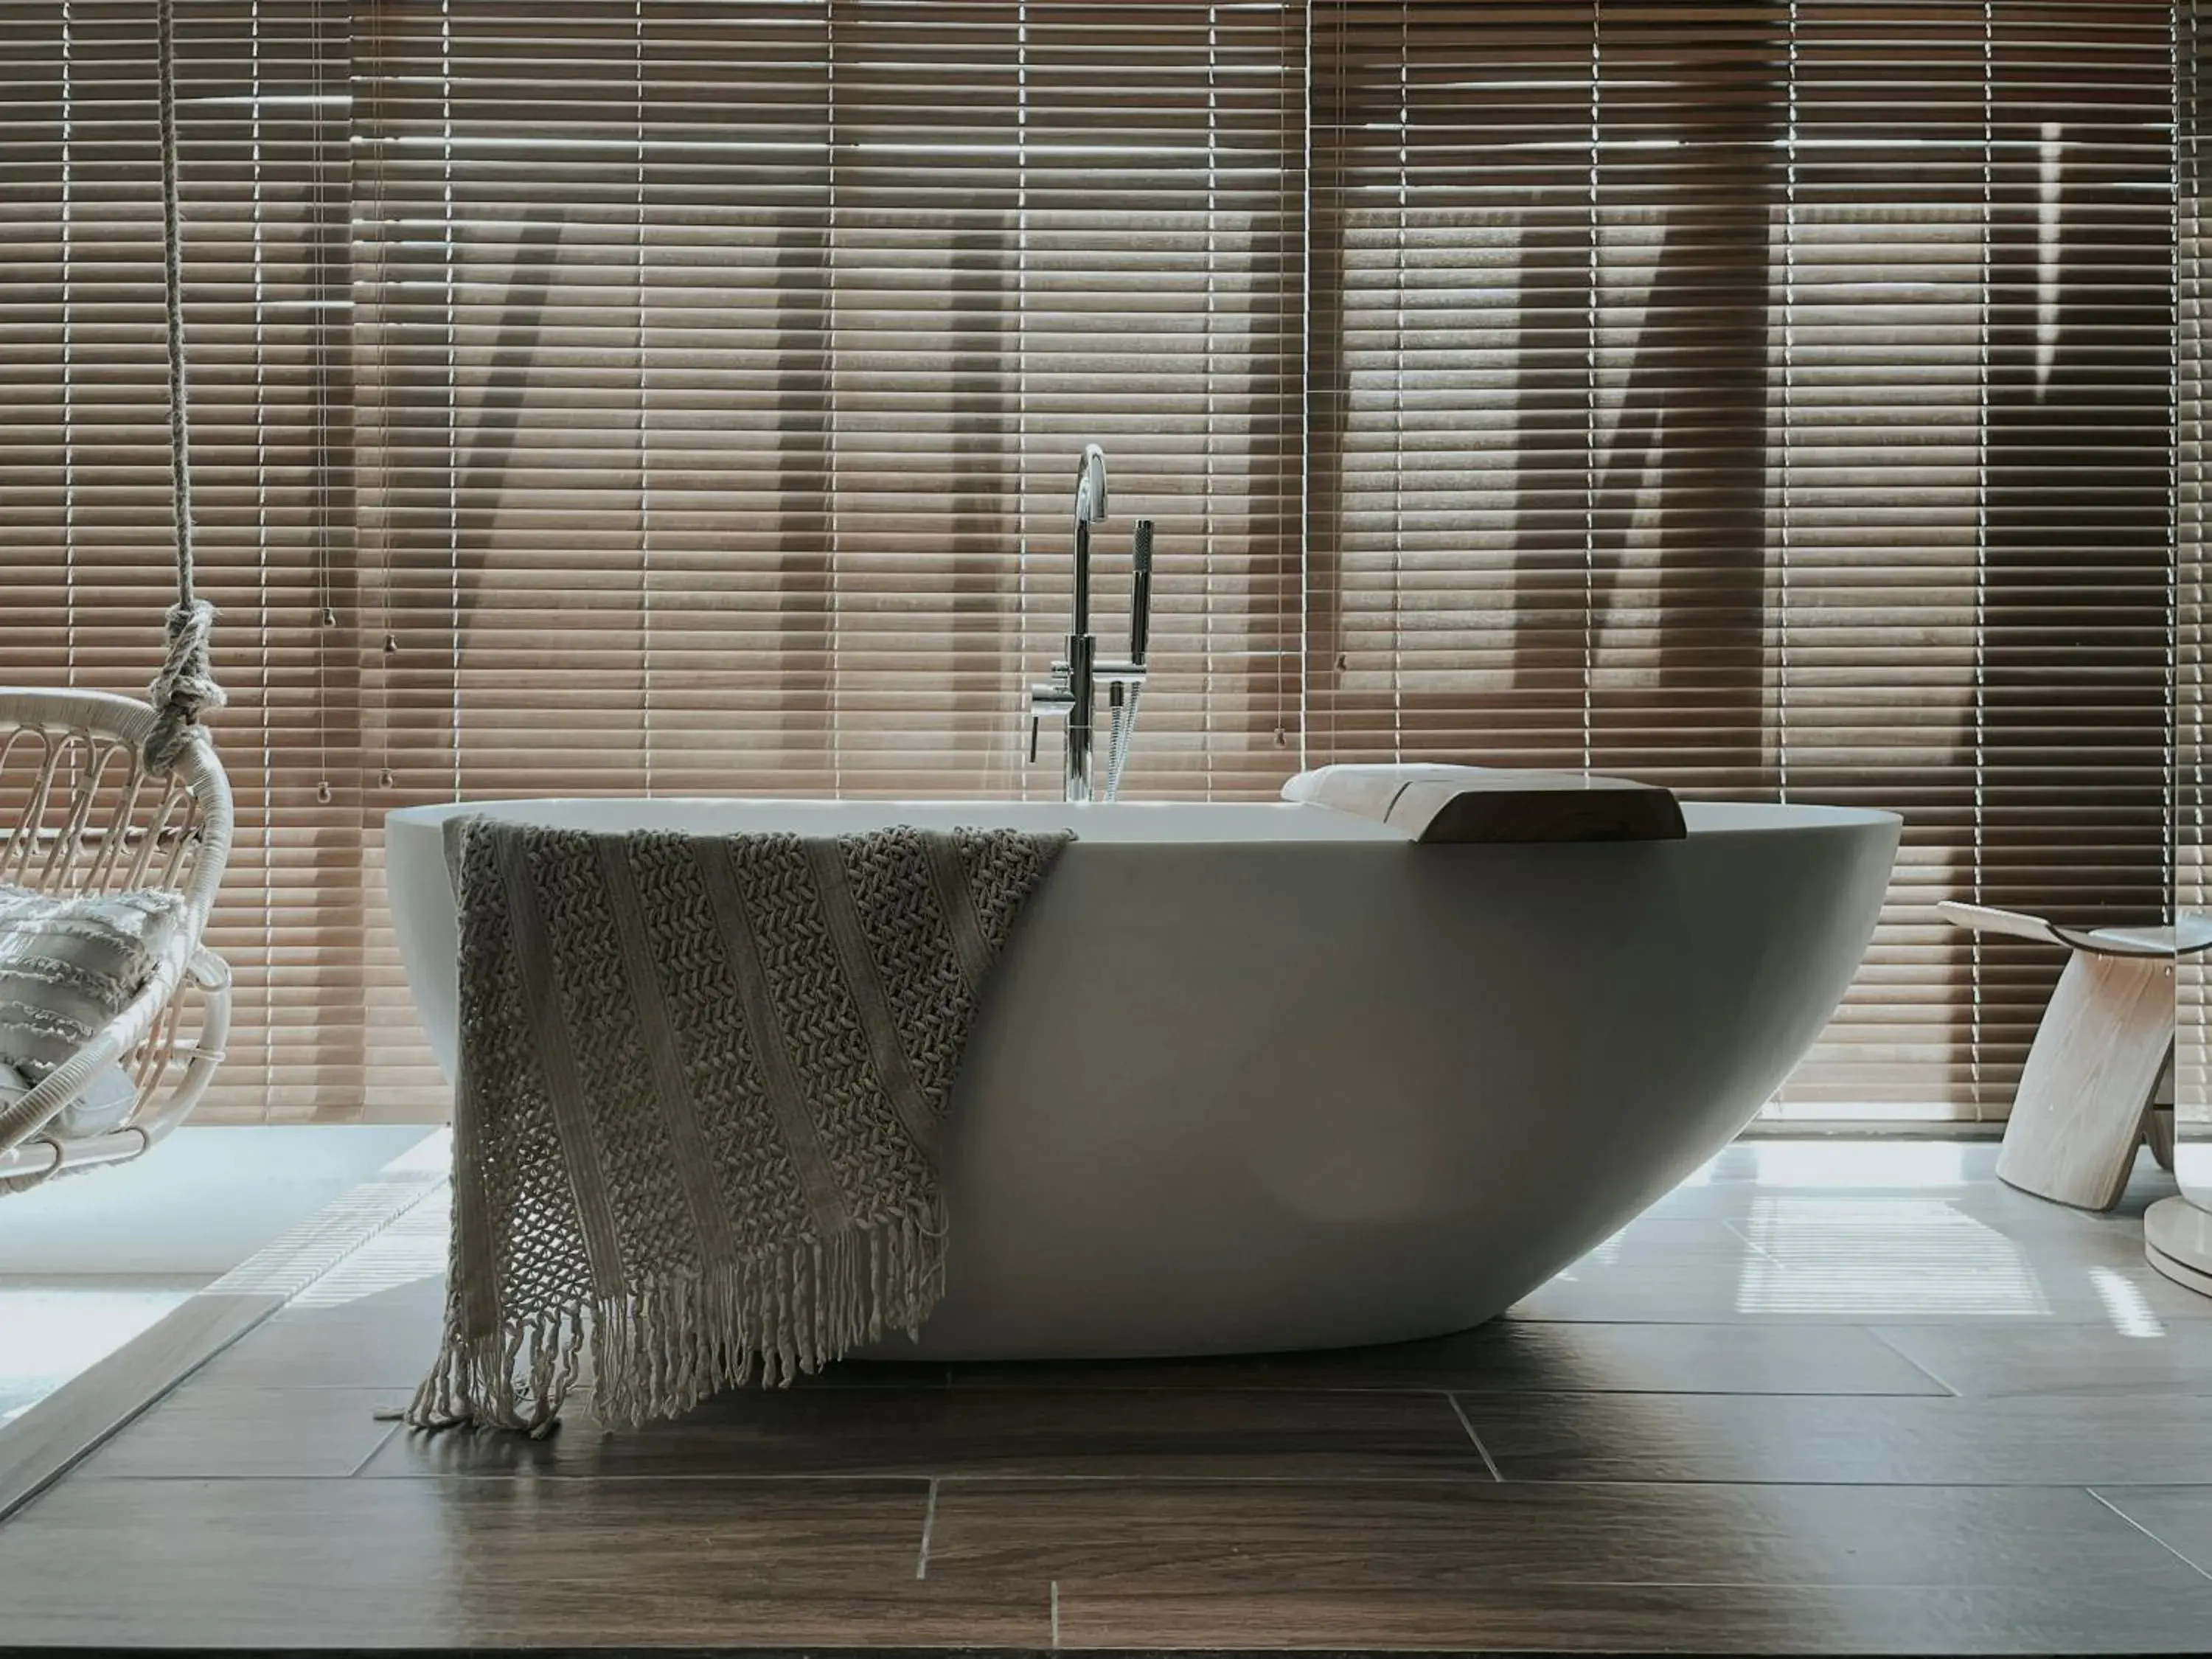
[4,1139,2212,1654]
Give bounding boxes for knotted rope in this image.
[145,599,226,773]
[142,0,221,774]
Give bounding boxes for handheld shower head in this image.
[1075,443,1110,527]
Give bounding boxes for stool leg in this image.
[2149,1051,2177,1172]
[2149,1104,2177,1172]
[1995,951,2174,1211]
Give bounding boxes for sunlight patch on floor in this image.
[2088,1265,2167,1338]
[1748,1141,1971,1191]
[292,1184,449,1310]
[1735,1197,2050,1316]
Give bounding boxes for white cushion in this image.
[0,1057,139,1139]
[0,885,187,1082]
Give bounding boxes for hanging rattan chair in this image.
[0,0,232,1192]
[0,693,232,1189]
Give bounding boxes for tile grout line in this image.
[346,1421,403,1480]
[1446,1391,1505,1481]
[2087,1486,2212,1582]
[1863,1326,1964,1399]
[1717,1216,1781,1263]
[79,1470,2212,1490]
[914,1475,939,1579]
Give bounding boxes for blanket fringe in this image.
[402,1202,946,1436]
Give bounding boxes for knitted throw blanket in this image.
[406,818,1068,1435]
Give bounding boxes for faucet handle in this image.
[1027,662,1076,764]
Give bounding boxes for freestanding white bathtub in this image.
[386,797,1898,1360]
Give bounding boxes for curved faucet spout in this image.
[1074,443,1109,529]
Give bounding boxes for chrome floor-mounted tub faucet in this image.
[1029,445,1152,802]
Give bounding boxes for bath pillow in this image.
[0,885,187,1089]
[1284,763,1685,844]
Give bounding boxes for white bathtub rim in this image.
[386,794,1900,844]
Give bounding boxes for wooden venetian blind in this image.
[1,0,361,1121]
[352,0,1303,808]
[1309,0,2174,1119]
[2180,0,2207,1159]
[0,0,2183,1124]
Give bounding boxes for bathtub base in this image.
[860,1122,1728,1363]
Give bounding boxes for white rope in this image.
[145,599,226,773]
[143,0,221,773]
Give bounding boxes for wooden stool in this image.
[1939,902,2207,1211]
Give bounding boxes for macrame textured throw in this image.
[407,819,1068,1435]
